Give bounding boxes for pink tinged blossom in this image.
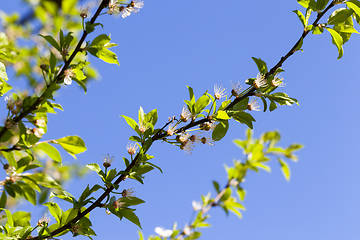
[102,154,115,168]
[64,69,75,85]
[180,140,194,155]
[167,123,176,136]
[121,188,135,198]
[37,213,51,227]
[155,227,173,238]
[113,199,125,209]
[180,105,191,122]
[253,73,268,89]
[80,6,89,18]
[126,142,138,155]
[247,98,261,111]
[214,84,226,100]
[108,0,119,15]
[231,81,243,97]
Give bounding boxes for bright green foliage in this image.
[88,34,120,65]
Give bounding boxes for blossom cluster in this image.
[107,0,144,18]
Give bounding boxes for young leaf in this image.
[39,34,61,52]
[293,10,306,27]
[278,158,291,181]
[120,115,139,133]
[44,202,62,223]
[194,95,210,114]
[251,57,268,74]
[34,142,61,163]
[54,136,86,158]
[325,28,344,59]
[88,34,119,65]
[187,85,195,103]
[328,8,354,25]
[347,1,360,17]
[0,61,8,81]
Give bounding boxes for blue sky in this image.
[2,0,360,239]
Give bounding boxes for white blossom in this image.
[192,200,202,211]
[155,227,173,238]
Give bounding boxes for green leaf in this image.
[232,98,249,111]
[328,8,354,25]
[3,209,14,227]
[214,110,230,120]
[144,109,158,127]
[44,202,62,223]
[317,0,329,11]
[39,34,61,52]
[0,191,7,209]
[120,209,142,229]
[295,37,304,52]
[120,115,139,132]
[312,26,324,34]
[260,96,267,112]
[220,188,231,201]
[293,10,306,27]
[232,112,256,129]
[212,181,220,193]
[0,79,12,96]
[54,136,86,158]
[237,186,246,201]
[278,158,291,181]
[117,197,145,207]
[194,95,210,114]
[325,28,344,59]
[297,0,310,8]
[85,22,104,34]
[251,57,268,74]
[347,1,360,17]
[17,182,36,205]
[187,85,195,103]
[86,163,101,173]
[0,61,8,81]
[269,100,277,111]
[50,191,75,204]
[24,173,61,190]
[212,120,229,141]
[2,151,17,168]
[34,142,61,163]
[88,34,119,65]
[72,78,87,93]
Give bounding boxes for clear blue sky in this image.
[2,0,360,239]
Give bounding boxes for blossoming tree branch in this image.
[0,0,358,239]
